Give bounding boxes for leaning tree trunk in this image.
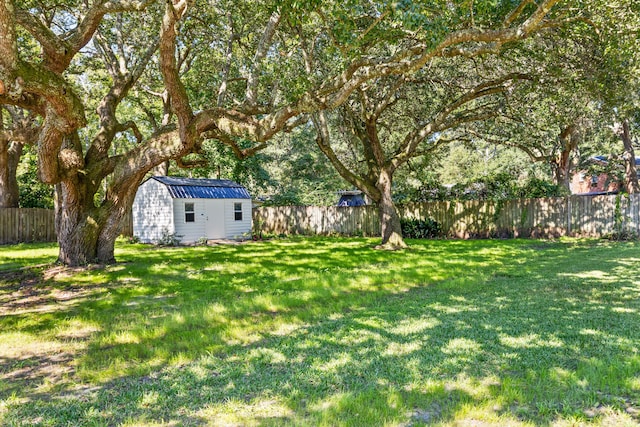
[376,169,406,249]
[95,204,129,264]
[95,171,148,263]
[0,139,22,207]
[621,119,640,194]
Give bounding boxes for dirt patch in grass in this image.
[0,263,109,284]
[1,352,76,392]
[0,324,91,399]
[0,276,97,317]
[0,263,120,316]
[42,263,110,280]
[0,267,44,287]
[0,268,50,314]
[0,265,106,398]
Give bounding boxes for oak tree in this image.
[307,0,567,247]
[0,0,567,262]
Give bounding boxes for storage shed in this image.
[133,176,252,243]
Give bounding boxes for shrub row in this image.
[400,218,442,239]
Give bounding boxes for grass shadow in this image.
[1,237,639,425]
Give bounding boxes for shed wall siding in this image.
[133,179,175,243]
[224,199,252,238]
[173,199,207,243]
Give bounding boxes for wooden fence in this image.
[3,194,639,244]
[0,208,56,244]
[253,194,640,239]
[0,209,133,244]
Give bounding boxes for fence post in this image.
[566,196,572,236]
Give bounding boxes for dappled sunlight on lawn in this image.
[0,243,58,272]
[1,238,640,425]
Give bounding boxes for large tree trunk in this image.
[552,124,579,193]
[95,171,147,263]
[95,204,129,263]
[55,177,141,266]
[55,201,128,266]
[376,169,406,249]
[53,127,182,266]
[620,119,640,194]
[55,180,100,266]
[0,139,22,207]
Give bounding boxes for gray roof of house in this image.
[151,176,251,199]
[591,155,640,166]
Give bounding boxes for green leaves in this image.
[17,145,54,208]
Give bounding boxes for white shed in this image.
[132,176,252,243]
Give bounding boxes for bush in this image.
[117,235,140,244]
[18,145,55,208]
[157,229,182,246]
[517,178,565,198]
[603,230,638,241]
[400,218,442,239]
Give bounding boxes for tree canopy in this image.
[1,0,637,261]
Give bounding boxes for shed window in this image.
[185,203,195,222]
[234,202,243,221]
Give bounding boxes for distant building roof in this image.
[337,190,363,196]
[151,176,251,199]
[590,155,640,166]
[573,190,619,196]
[593,155,607,161]
[337,190,367,206]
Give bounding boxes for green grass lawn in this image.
[1,237,639,426]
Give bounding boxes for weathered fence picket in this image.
[0,208,56,244]
[0,209,133,244]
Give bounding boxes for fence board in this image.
[0,208,55,243]
[0,208,134,244]
[253,194,640,239]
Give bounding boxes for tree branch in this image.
[15,0,155,73]
[312,111,381,200]
[167,0,562,163]
[87,31,159,166]
[466,128,550,162]
[372,76,406,120]
[393,73,530,169]
[160,0,195,146]
[117,121,143,144]
[176,156,208,168]
[244,10,281,109]
[199,129,263,160]
[217,11,236,106]
[504,0,535,28]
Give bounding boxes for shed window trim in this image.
[234,202,243,221]
[185,202,195,223]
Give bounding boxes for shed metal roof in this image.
[151,176,251,199]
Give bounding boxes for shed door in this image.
[204,199,226,239]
